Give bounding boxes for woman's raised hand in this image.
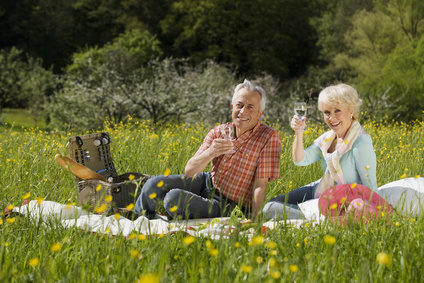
[290,115,306,133]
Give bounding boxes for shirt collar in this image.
[236,121,261,141]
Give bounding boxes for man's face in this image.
[231,88,264,135]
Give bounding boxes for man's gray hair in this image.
[233,79,266,111]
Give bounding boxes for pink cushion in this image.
[318,184,393,224]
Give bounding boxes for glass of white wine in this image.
[220,124,235,153]
[294,102,307,119]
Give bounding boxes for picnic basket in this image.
[67,132,149,213]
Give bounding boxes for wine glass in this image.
[220,124,235,153]
[294,102,307,119]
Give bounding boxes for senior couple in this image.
[134,80,377,221]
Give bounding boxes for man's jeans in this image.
[134,172,242,219]
[262,180,320,220]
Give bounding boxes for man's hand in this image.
[185,138,233,177]
[209,138,234,158]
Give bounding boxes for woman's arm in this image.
[352,135,378,190]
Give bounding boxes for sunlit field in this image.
[0,119,423,282]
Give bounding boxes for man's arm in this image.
[251,178,269,221]
[185,139,233,178]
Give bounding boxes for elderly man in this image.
[134,79,281,220]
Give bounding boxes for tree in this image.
[49,59,237,129]
[0,48,56,122]
[66,29,163,84]
[160,0,320,79]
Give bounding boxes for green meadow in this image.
[0,118,423,282]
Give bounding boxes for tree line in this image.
[1,0,423,129]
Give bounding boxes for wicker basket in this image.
[67,132,149,213]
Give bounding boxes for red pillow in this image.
[318,183,393,224]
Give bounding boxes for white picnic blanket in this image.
[12,177,423,237]
[12,200,313,238]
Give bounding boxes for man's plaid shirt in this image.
[195,122,281,207]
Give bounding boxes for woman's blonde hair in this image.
[318,83,362,120]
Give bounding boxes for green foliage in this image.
[50,59,237,129]
[0,48,57,122]
[160,0,320,78]
[66,29,163,82]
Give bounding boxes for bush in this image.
[0,48,57,122]
[50,59,239,129]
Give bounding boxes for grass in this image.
[0,117,423,282]
[1,108,47,130]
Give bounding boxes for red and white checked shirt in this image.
[195,122,281,207]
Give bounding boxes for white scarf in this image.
[314,120,365,197]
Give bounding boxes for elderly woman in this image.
[263,83,377,219]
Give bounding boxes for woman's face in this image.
[321,104,353,138]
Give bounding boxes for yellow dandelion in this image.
[209,249,219,256]
[205,240,214,249]
[296,243,301,248]
[29,257,39,268]
[265,241,277,249]
[304,238,309,244]
[251,235,264,245]
[381,212,385,217]
[50,243,62,252]
[376,252,392,266]
[6,218,15,224]
[4,242,8,247]
[330,203,338,210]
[138,234,146,241]
[96,184,102,191]
[415,175,420,178]
[136,273,160,283]
[241,264,252,273]
[234,242,240,248]
[268,258,278,268]
[183,236,195,245]
[323,235,336,245]
[158,233,164,238]
[105,195,113,203]
[410,218,416,223]
[36,197,44,205]
[129,233,136,240]
[157,181,164,188]
[163,168,171,177]
[131,250,140,258]
[269,270,281,279]
[169,206,178,213]
[22,192,31,200]
[289,264,299,273]
[340,197,347,204]
[269,250,277,256]
[0,219,3,225]
[173,255,179,260]
[376,206,381,210]
[400,173,407,179]
[94,203,108,214]
[256,256,263,264]
[365,165,370,170]
[6,204,14,210]
[114,213,120,220]
[126,203,134,211]
[128,174,135,181]
[351,183,357,188]
[149,193,157,199]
